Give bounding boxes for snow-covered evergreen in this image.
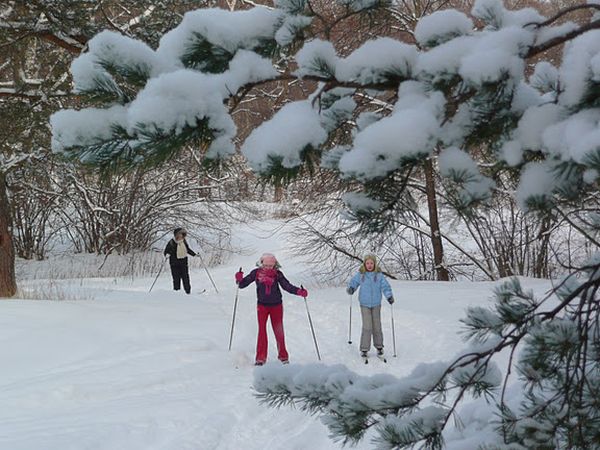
[51,0,600,209]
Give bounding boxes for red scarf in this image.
[257,268,278,295]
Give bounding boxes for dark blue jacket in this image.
[238,268,299,306]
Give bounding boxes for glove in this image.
[235,271,244,284]
[346,287,355,295]
[297,288,308,298]
[387,296,395,305]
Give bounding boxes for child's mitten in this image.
[235,270,244,284]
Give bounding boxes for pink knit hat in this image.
[260,253,278,267]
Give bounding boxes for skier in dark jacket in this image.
[164,228,196,294]
[235,253,308,366]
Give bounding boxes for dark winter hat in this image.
[173,227,187,236]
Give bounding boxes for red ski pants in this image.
[256,303,289,363]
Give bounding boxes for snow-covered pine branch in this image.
[51,0,600,209]
[254,336,504,447]
[50,3,316,169]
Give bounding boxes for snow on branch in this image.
[338,81,443,180]
[51,0,600,200]
[0,88,70,99]
[414,10,473,48]
[254,339,503,447]
[241,100,327,174]
[0,20,85,53]
[156,6,288,71]
[71,30,162,93]
[50,2,316,168]
[336,38,417,84]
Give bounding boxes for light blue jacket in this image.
[348,271,393,308]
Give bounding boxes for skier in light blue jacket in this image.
[347,254,394,358]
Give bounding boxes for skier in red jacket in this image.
[235,253,308,366]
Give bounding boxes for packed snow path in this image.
[1,220,550,449]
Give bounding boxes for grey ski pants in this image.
[360,305,383,352]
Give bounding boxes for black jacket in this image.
[164,238,196,265]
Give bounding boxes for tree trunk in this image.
[274,181,284,203]
[0,172,17,297]
[534,215,554,278]
[424,158,450,281]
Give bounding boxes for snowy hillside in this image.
[1,220,551,449]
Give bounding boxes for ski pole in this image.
[228,267,242,351]
[348,293,353,345]
[196,252,219,293]
[391,303,397,358]
[149,256,168,293]
[301,285,321,361]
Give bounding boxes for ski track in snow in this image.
[0,220,551,449]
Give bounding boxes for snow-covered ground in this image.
[0,220,551,449]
